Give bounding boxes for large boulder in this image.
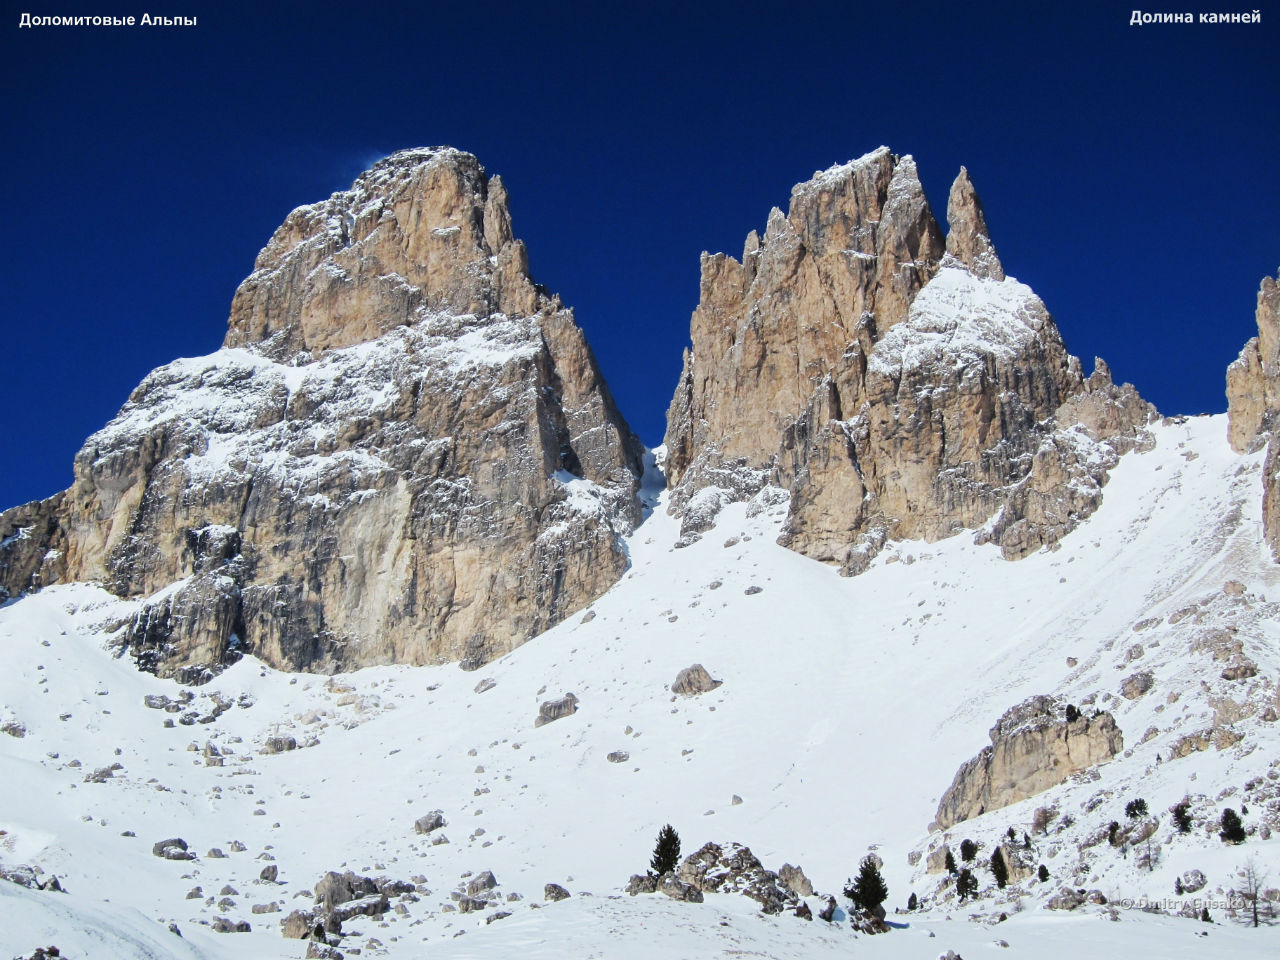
[933,696,1123,830]
[671,664,721,696]
[535,693,579,727]
[414,810,446,835]
[151,838,195,861]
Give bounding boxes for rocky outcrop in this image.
[0,148,644,677]
[664,148,1153,571]
[1226,269,1280,557]
[932,695,1123,830]
[675,842,798,914]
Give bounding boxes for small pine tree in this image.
[1220,808,1246,845]
[960,838,978,862]
[1037,864,1049,883]
[649,824,681,876]
[1201,907,1211,923]
[907,892,918,911]
[844,855,888,913]
[956,868,978,902]
[1172,800,1192,834]
[1065,703,1080,723]
[990,847,1009,889]
[1175,877,1185,895]
[1241,802,1248,815]
[1006,827,1016,842]
[1022,832,1031,850]
[1108,820,1121,845]
[1125,798,1148,820]
[944,849,957,875]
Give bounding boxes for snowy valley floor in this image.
[2,414,1279,958]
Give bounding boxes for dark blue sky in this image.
[2,0,1276,510]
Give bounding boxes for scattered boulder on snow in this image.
[331,893,391,923]
[671,664,722,696]
[151,838,196,861]
[1120,671,1154,700]
[544,883,570,901]
[2,721,28,738]
[262,735,298,754]
[1222,660,1259,681]
[625,873,658,895]
[1046,887,1085,910]
[534,693,579,727]
[414,811,447,834]
[281,909,335,940]
[458,896,489,913]
[1,864,64,892]
[210,917,251,933]
[314,871,384,914]
[473,677,497,694]
[1181,869,1207,893]
[606,750,630,763]
[260,864,279,882]
[818,896,837,922]
[466,870,498,896]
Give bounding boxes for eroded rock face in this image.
[1225,269,1280,557]
[664,148,1153,571]
[932,695,1123,830]
[0,148,643,677]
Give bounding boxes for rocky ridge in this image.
[0,147,643,679]
[664,148,1155,572]
[1226,268,1280,556]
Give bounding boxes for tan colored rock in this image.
[0,148,643,677]
[1227,270,1280,454]
[664,151,1153,571]
[1226,270,1280,559]
[671,663,721,696]
[1120,671,1154,700]
[925,843,953,874]
[932,695,1123,830]
[945,166,1003,281]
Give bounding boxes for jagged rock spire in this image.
[945,166,1004,281]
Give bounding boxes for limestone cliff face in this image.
[1226,270,1280,557]
[664,148,1154,572]
[932,696,1123,831]
[0,148,643,680]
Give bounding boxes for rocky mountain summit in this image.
[0,147,643,679]
[1226,268,1280,555]
[664,147,1155,572]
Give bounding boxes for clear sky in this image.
[2,0,1276,511]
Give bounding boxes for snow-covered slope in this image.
[2,416,1278,958]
